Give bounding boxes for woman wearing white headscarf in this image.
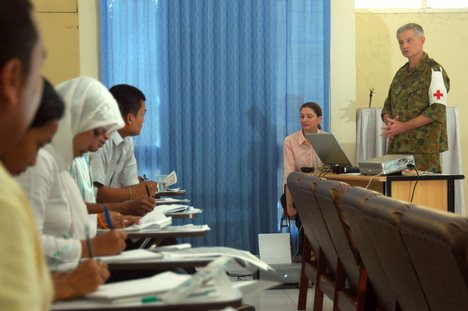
[16,76,128,272]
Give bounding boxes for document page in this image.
[87,271,190,301]
[158,247,273,271]
[122,209,172,231]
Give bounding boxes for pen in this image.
[145,184,151,197]
[104,206,114,229]
[85,225,94,259]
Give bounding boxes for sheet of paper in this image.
[158,246,273,271]
[165,170,177,186]
[122,209,172,231]
[87,271,190,301]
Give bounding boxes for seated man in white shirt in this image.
[90,84,158,203]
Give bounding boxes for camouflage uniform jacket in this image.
[382,53,450,154]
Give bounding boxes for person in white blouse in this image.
[16,76,129,272]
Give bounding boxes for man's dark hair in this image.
[31,78,65,128]
[0,0,38,74]
[109,84,146,117]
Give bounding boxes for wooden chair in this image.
[342,187,399,311]
[288,172,337,311]
[401,206,468,311]
[362,195,430,310]
[315,180,370,311]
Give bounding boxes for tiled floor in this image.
[225,260,333,311]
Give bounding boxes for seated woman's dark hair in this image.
[31,78,65,128]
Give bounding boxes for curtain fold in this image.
[99,0,330,253]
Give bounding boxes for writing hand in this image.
[119,197,156,216]
[52,260,110,300]
[92,230,127,256]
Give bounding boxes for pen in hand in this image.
[85,225,94,259]
[145,184,151,197]
[104,206,114,230]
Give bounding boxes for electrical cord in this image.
[407,163,420,202]
[365,172,383,189]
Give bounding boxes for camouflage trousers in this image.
[413,153,441,173]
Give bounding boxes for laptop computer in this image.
[305,133,353,168]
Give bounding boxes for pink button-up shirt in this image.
[283,129,324,185]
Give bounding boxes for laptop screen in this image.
[305,133,353,167]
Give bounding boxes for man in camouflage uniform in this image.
[382,23,449,173]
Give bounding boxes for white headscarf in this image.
[47,76,124,170]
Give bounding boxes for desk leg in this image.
[447,180,455,213]
[384,181,392,197]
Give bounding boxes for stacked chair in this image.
[288,172,337,310]
[359,194,430,310]
[342,187,398,311]
[289,172,468,311]
[289,172,376,311]
[315,179,370,311]
[400,206,468,310]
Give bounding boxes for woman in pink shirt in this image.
[283,102,324,219]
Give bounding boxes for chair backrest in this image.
[362,195,430,311]
[315,179,361,288]
[287,171,337,275]
[401,206,468,310]
[342,187,397,311]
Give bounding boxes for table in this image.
[321,173,464,212]
[108,257,212,272]
[356,107,465,214]
[125,225,210,240]
[155,190,186,198]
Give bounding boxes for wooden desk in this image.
[321,173,464,213]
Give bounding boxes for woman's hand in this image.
[117,197,156,216]
[53,260,110,300]
[107,210,140,228]
[86,230,127,257]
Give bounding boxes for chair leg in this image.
[355,266,368,311]
[332,259,346,311]
[298,237,312,310]
[313,249,326,311]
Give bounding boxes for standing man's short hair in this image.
[397,23,425,38]
[109,84,146,116]
[0,0,38,74]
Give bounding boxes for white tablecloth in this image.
[356,107,465,215]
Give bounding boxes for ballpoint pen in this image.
[145,184,151,197]
[85,225,94,258]
[104,206,114,229]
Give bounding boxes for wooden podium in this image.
[321,173,464,213]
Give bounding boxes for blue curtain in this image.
[100,0,330,253]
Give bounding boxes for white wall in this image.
[78,0,99,79]
[330,0,357,164]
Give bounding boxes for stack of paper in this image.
[157,204,201,215]
[156,197,190,205]
[122,209,172,231]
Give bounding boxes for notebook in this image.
[305,133,353,167]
